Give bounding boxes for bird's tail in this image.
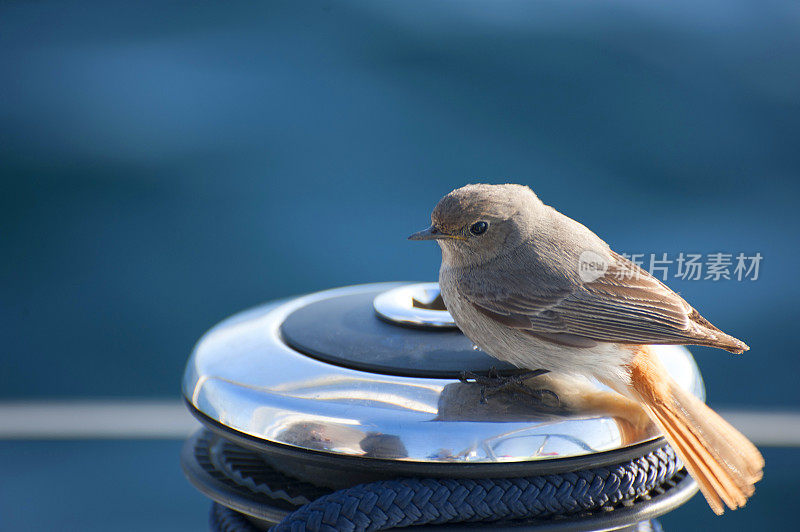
[618,347,764,515]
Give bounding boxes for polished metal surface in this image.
[373,282,457,329]
[183,282,706,464]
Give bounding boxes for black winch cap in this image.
[279,288,518,378]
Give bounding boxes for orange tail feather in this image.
[618,347,764,515]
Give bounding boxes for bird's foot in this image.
[459,367,552,404]
[458,367,549,386]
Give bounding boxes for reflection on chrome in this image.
[184,283,704,464]
[269,375,443,414]
[373,282,457,328]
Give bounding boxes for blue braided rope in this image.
[271,445,678,532]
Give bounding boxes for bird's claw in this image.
[459,368,554,405]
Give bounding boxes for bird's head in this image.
[409,183,543,264]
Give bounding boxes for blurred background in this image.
[1,1,798,530]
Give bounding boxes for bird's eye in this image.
[469,221,488,236]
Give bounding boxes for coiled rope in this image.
[211,444,679,532]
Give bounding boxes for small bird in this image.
[410,183,763,515]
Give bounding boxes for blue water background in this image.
[1,1,798,530]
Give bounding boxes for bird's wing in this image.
[458,251,743,350]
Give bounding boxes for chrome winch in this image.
[181,282,700,531]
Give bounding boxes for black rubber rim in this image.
[279,289,519,379]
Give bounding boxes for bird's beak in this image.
[408,225,457,241]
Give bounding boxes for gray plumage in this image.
[409,183,748,382]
